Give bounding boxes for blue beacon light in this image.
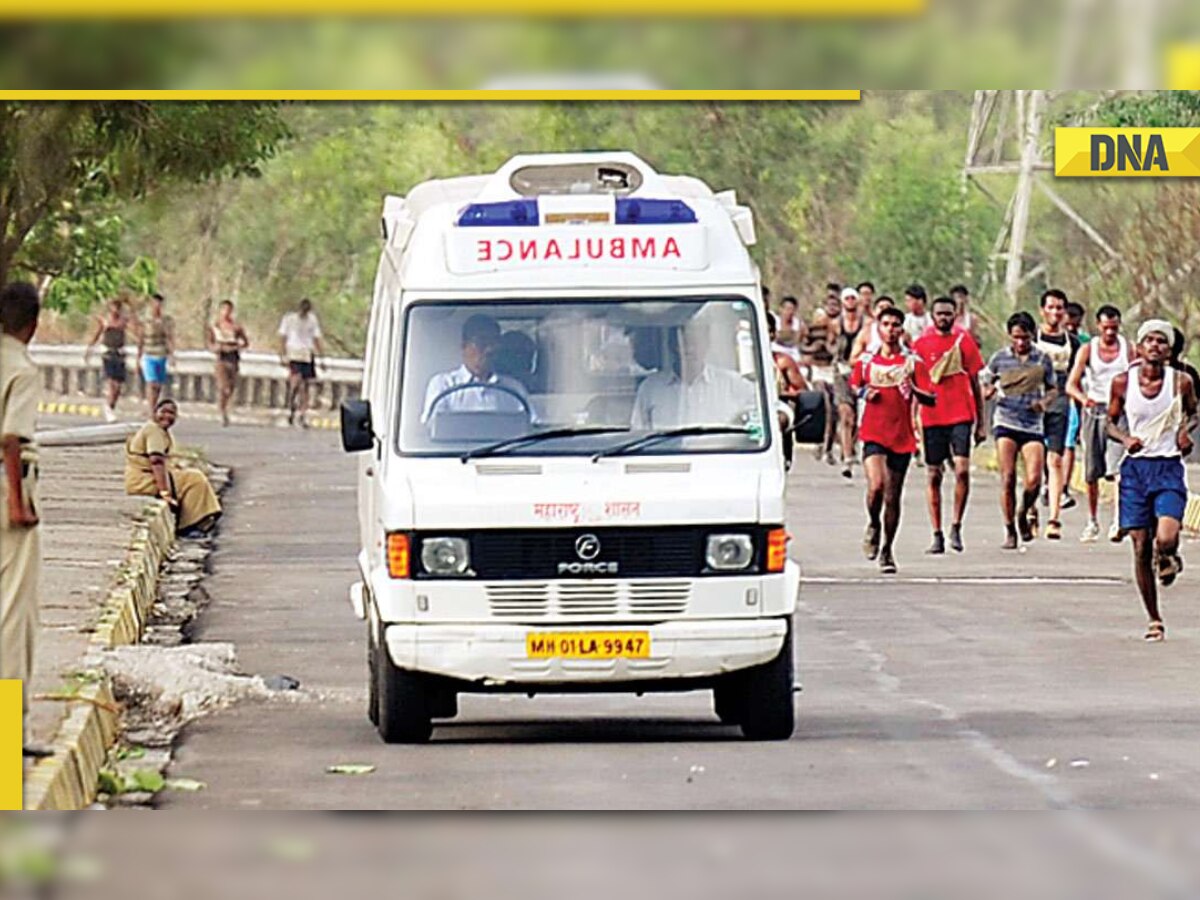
[457,200,539,227]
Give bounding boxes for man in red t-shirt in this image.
[913,296,986,555]
[850,307,935,574]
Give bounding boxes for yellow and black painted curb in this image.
[37,401,104,418]
[22,500,176,810]
[37,400,338,431]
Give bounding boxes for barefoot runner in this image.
[851,306,934,574]
[913,296,986,554]
[1105,320,1197,642]
[981,312,1057,550]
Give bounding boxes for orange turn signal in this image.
[766,528,789,573]
[386,532,411,579]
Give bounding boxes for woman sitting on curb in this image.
[124,399,222,537]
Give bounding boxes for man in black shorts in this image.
[913,297,986,553]
[849,308,935,574]
[277,298,326,428]
[1034,289,1081,540]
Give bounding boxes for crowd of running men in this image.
[769,283,1198,641]
[83,295,328,427]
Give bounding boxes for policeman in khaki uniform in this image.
[0,282,52,758]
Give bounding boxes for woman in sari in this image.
[125,399,222,536]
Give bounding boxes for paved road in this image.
[131,420,1200,810]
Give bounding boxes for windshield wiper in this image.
[462,426,631,462]
[591,425,753,461]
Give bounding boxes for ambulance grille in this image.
[484,581,691,619]
[485,584,550,617]
[627,581,690,615]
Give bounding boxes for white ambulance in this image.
[342,151,799,743]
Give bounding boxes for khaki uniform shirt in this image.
[1,332,39,477]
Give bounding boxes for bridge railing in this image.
[30,344,363,411]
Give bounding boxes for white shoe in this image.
[1080,520,1101,543]
[103,404,117,423]
[1108,522,1122,543]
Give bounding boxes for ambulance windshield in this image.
[398,297,769,456]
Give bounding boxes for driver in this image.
[422,314,532,423]
[630,317,757,430]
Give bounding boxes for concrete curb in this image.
[23,500,176,810]
[37,400,339,431]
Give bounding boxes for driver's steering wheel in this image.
[426,380,533,419]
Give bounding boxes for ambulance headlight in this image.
[420,537,472,576]
[705,534,754,571]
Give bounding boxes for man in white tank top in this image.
[1106,319,1198,642]
[1066,305,1135,541]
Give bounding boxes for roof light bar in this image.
[458,200,539,227]
[457,197,698,227]
[615,198,697,225]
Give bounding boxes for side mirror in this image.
[341,399,375,453]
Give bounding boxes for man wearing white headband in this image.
[1106,318,1198,642]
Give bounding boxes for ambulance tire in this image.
[375,648,433,744]
[736,621,795,741]
[711,682,743,725]
[366,619,380,726]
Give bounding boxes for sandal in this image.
[1144,621,1165,642]
[1158,554,1184,587]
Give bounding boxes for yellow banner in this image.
[1055,127,1200,178]
[0,681,20,810]
[2,0,923,17]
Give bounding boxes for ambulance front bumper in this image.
[382,617,789,686]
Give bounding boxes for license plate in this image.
[526,631,650,659]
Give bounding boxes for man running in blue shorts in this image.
[137,292,174,412]
[1106,319,1198,642]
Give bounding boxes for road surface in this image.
[108,420,1199,810]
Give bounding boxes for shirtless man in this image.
[1065,305,1134,541]
[804,296,840,464]
[1105,320,1197,642]
[851,307,934,574]
[775,295,804,363]
[769,313,809,471]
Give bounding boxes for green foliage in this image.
[834,109,997,297]
[97,766,165,796]
[30,212,158,313]
[0,101,289,306]
[1091,91,1200,128]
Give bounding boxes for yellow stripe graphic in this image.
[0,681,21,810]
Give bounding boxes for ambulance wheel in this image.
[366,619,380,726]
[712,682,743,725]
[375,648,433,744]
[737,621,795,741]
